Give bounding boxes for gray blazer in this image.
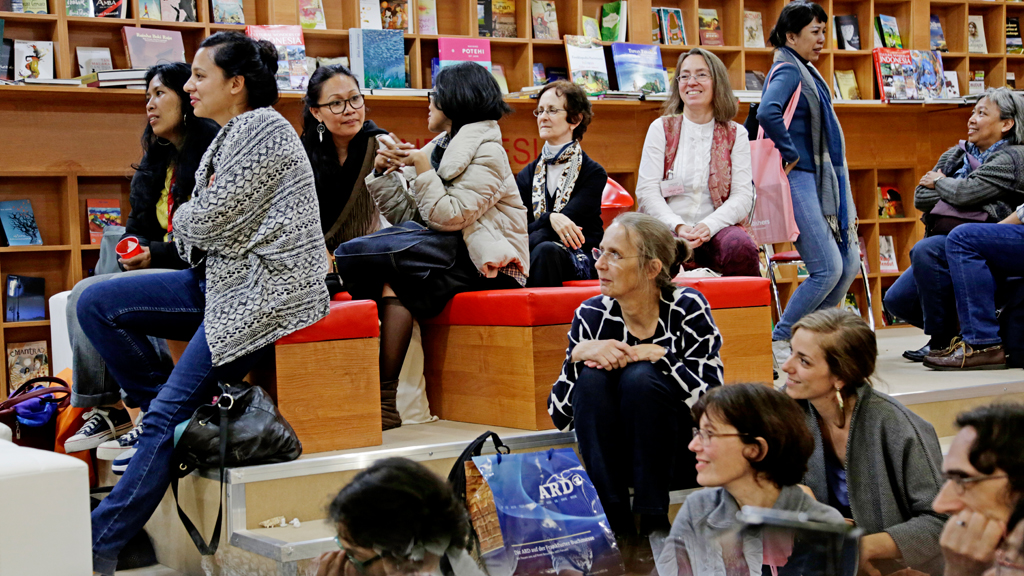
[801,384,947,574]
[656,485,844,576]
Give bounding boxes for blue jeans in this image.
[78,268,268,575]
[773,170,860,341]
[947,223,1024,346]
[906,235,962,346]
[882,268,923,330]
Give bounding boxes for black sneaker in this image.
[63,407,133,453]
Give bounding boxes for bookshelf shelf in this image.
[80,245,102,251]
[66,16,138,26]
[0,12,59,22]
[0,246,73,253]
[3,321,52,328]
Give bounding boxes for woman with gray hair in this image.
[548,212,723,556]
[882,87,1024,366]
[634,47,758,278]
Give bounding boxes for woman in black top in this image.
[515,80,607,287]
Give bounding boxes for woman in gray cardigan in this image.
[657,383,844,576]
[781,309,946,575]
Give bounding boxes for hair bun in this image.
[254,39,279,76]
[669,237,693,277]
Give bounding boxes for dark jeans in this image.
[686,225,760,277]
[526,241,595,287]
[882,267,923,330]
[572,362,695,518]
[77,268,268,575]
[947,223,1024,346]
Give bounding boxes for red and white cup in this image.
[115,237,144,259]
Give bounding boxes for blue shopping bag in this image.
[467,447,625,576]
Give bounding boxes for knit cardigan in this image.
[174,107,330,366]
[914,144,1024,223]
[548,286,724,431]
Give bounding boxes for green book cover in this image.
[66,0,91,15]
[600,1,626,42]
[22,0,47,14]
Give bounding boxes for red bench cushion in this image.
[422,287,602,327]
[277,299,379,344]
[563,277,770,308]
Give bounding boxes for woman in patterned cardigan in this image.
[78,31,329,575]
[548,212,724,545]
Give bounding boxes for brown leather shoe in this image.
[927,337,962,357]
[380,379,402,431]
[923,341,1007,371]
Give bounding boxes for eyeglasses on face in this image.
[533,108,567,117]
[678,71,712,83]
[427,91,436,102]
[691,427,749,444]
[592,247,641,262]
[333,535,382,574]
[315,94,365,115]
[941,472,1009,495]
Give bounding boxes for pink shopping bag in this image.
[749,64,801,245]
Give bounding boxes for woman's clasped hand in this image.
[372,132,417,175]
[571,340,666,370]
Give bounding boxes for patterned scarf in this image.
[429,132,452,172]
[531,140,583,220]
[955,139,1006,179]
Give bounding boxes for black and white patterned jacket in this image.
[174,108,330,366]
[548,286,724,431]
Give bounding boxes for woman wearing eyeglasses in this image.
[549,212,723,557]
[657,383,845,576]
[781,309,946,575]
[634,47,758,278]
[301,64,390,252]
[514,80,607,287]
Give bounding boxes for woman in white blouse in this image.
[635,47,759,277]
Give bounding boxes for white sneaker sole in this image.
[97,443,134,460]
[64,422,134,453]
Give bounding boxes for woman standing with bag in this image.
[757,1,859,367]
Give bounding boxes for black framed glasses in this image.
[314,94,365,115]
[427,91,436,102]
[333,535,382,574]
[941,472,1009,495]
[691,427,749,444]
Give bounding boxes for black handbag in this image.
[171,381,302,555]
[447,430,509,502]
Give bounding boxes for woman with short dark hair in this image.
[515,80,607,287]
[782,309,946,574]
[657,383,844,575]
[334,61,529,430]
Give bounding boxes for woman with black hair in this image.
[334,61,529,430]
[63,62,220,461]
[78,31,329,575]
[301,64,390,251]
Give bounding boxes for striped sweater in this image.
[174,107,330,366]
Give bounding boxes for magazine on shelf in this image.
[564,34,608,95]
[873,48,945,103]
[246,25,307,90]
[531,0,558,39]
[698,8,724,46]
[122,27,186,69]
[417,0,437,34]
[930,15,947,51]
[492,0,516,37]
[13,40,53,81]
[609,42,668,94]
[876,14,902,48]
[968,15,987,53]
[879,235,899,273]
[744,11,765,48]
[834,14,860,50]
[211,0,244,24]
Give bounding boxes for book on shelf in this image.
[87,199,121,244]
[492,0,516,37]
[943,71,960,97]
[79,68,148,86]
[21,0,46,14]
[0,39,13,82]
[123,27,185,69]
[698,9,724,46]
[246,25,307,91]
[7,340,49,396]
[530,0,559,39]
[796,261,808,278]
[744,11,765,48]
[160,0,194,21]
[211,0,244,24]
[878,184,904,218]
[77,47,113,75]
[834,69,860,99]
[879,235,898,273]
[873,48,946,103]
[841,291,861,317]
[1009,17,1023,54]
[417,0,437,35]
[930,15,947,52]
[968,15,987,53]
[564,35,608,95]
[4,276,45,323]
[25,77,84,86]
[651,8,661,43]
[609,42,669,94]
[1010,71,1017,90]
[532,63,546,85]
[546,66,567,82]
[876,14,902,49]
[14,41,53,82]
[139,0,159,19]
[745,70,765,90]
[491,63,509,94]
[0,200,41,245]
[369,87,429,96]
[66,0,91,15]
[969,79,984,95]
[438,37,491,71]
[360,0,382,28]
[349,28,404,89]
[298,0,326,29]
[380,0,408,32]
[477,0,492,36]
[859,237,869,273]
[600,1,627,42]
[834,14,859,50]
[657,8,684,45]
[582,15,600,41]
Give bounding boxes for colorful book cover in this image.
[930,15,947,51]
[139,0,160,19]
[491,63,508,93]
[582,15,599,41]
[879,235,899,273]
[834,69,860,99]
[13,41,53,81]
[211,0,244,24]
[531,0,558,40]
[6,340,48,395]
[349,28,405,88]
[698,8,723,46]
[93,0,127,18]
[246,25,306,90]
[380,0,408,32]
[1009,17,1023,54]
[21,0,46,14]
[841,292,861,317]
[77,46,113,75]
[877,14,902,48]
[87,199,121,245]
[943,71,960,97]
[123,27,185,69]
[160,0,195,21]
[532,62,546,85]
[438,36,491,70]
[878,184,904,218]
[0,200,41,245]
[833,14,859,50]
[564,34,608,95]
[744,11,765,48]
[662,8,684,45]
[417,0,437,35]
[873,48,944,102]
[911,49,945,99]
[477,0,491,36]
[298,0,325,29]
[651,8,661,43]
[360,0,381,28]
[65,0,91,15]
[609,42,668,93]
[600,1,627,42]
[968,15,987,53]
[492,0,515,37]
